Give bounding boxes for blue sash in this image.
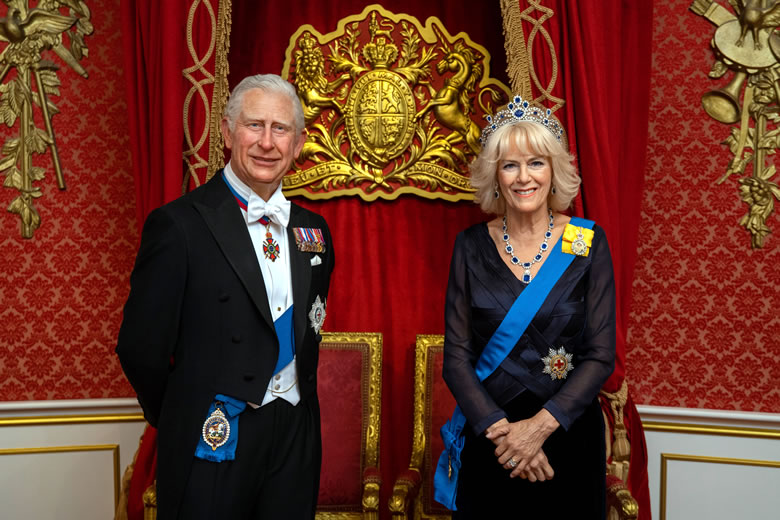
[433,217,594,510]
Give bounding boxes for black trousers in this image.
[454,392,605,519]
[177,397,321,519]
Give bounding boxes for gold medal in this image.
[202,403,230,451]
[571,228,588,256]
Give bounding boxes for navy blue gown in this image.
[442,221,616,519]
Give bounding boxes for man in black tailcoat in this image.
[117,73,334,519]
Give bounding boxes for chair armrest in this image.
[388,468,421,519]
[361,466,382,519]
[606,474,639,520]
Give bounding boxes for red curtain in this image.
[519,2,653,516]
[565,3,653,515]
[121,0,189,232]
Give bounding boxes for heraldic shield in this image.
[281,4,511,202]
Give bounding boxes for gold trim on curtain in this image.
[500,0,532,98]
[207,0,231,180]
[500,0,564,113]
[182,0,217,191]
[181,0,231,187]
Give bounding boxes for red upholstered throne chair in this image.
[316,332,383,519]
[389,335,639,520]
[125,332,383,520]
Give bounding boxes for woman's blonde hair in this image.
[470,121,579,214]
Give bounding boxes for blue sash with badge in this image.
[433,217,594,510]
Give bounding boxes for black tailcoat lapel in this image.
[193,175,275,332]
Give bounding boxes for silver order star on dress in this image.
[480,94,567,148]
[541,347,574,380]
[502,209,554,284]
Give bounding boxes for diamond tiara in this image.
[479,94,567,149]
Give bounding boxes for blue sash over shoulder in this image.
[433,217,594,510]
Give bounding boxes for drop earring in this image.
[551,185,557,195]
[494,183,500,199]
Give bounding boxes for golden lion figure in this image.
[294,31,349,125]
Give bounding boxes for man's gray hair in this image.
[223,74,305,133]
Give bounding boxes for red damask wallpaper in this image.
[626,0,780,412]
[0,2,136,400]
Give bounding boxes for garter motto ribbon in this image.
[433,217,595,510]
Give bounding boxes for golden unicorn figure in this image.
[417,40,485,156]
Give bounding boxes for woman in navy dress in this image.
[442,96,616,518]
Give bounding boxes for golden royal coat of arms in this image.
[280,4,510,201]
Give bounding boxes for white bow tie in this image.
[246,196,291,228]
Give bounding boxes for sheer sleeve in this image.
[543,225,616,430]
[442,231,508,434]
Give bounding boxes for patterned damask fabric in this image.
[316,348,365,507]
[625,0,780,412]
[0,1,136,400]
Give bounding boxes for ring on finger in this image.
[507,457,518,468]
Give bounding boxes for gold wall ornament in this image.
[691,0,780,248]
[0,0,92,239]
[280,4,510,202]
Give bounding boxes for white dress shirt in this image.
[223,163,300,407]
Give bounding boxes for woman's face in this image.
[496,140,552,217]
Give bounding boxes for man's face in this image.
[221,88,306,200]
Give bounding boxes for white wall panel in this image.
[0,398,145,520]
[662,454,780,520]
[639,405,780,520]
[1,446,118,519]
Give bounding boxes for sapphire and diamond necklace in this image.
[502,208,554,284]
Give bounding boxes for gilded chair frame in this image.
[316,331,383,520]
[389,334,450,520]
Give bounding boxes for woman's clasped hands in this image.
[484,408,560,482]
